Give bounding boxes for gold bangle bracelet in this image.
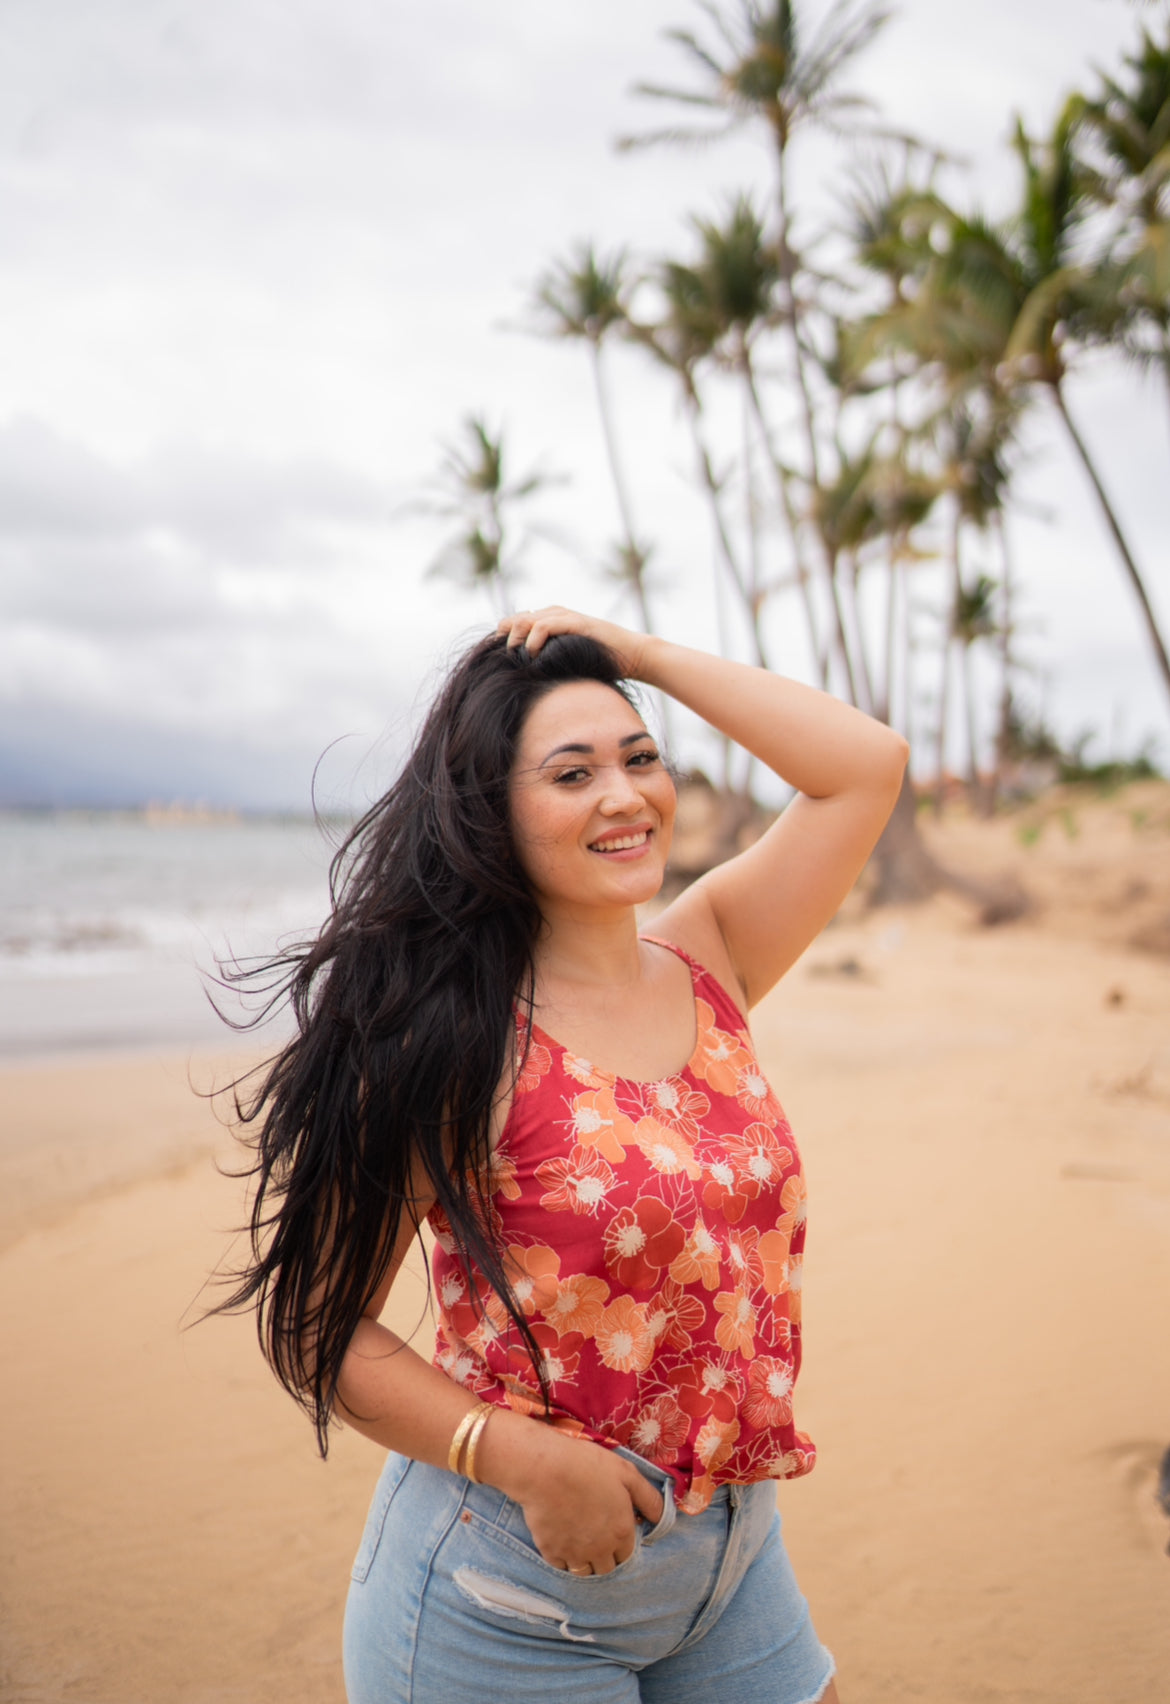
[462,1404,495,1485]
[447,1401,491,1476]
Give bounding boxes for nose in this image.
[598,763,645,814]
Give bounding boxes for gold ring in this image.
[567,1563,592,1576]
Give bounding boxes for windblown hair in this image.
[215,630,634,1454]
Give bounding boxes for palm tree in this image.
[690,196,848,690]
[855,112,1170,715]
[631,258,769,671]
[622,1,896,691]
[952,570,999,804]
[1074,25,1170,417]
[1003,107,1170,708]
[530,244,655,632]
[424,415,552,618]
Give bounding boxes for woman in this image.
[226,606,907,1703]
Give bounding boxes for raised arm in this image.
[501,607,909,1009]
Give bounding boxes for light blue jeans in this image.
[343,1446,835,1703]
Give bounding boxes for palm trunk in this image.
[881,553,900,726]
[959,638,982,806]
[741,361,831,687]
[683,389,768,668]
[992,508,1016,806]
[1051,379,1170,709]
[590,342,653,634]
[845,553,876,714]
[934,507,960,816]
[774,146,861,701]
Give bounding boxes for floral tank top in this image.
[428,937,815,1515]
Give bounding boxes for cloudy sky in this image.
[0,0,1166,809]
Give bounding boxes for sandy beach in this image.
[3,788,1170,1703]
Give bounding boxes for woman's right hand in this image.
[479,1410,665,1575]
[496,607,653,684]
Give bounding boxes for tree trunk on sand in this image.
[867,770,1031,921]
[867,771,946,904]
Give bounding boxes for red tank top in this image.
[428,937,815,1514]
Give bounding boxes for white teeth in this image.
[589,831,649,853]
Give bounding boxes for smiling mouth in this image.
[588,830,651,853]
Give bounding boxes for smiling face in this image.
[508,679,676,916]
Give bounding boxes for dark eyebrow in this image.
[540,731,654,765]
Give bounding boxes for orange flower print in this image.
[714,1287,758,1357]
[691,997,754,1096]
[667,1356,742,1422]
[765,1307,793,1355]
[427,1203,455,1254]
[701,1157,749,1224]
[723,1122,793,1199]
[743,1356,795,1428]
[482,1145,521,1202]
[633,1117,702,1180]
[734,1061,782,1122]
[563,1052,606,1088]
[502,1377,548,1418]
[505,1322,585,1388]
[758,1227,791,1296]
[618,1395,690,1466]
[645,1076,710,1140]
[541,1272,610,1339]
[466,1309,506,1361]
[444,1289,487,1350]
[787,1253,803,1325]
[535,1144,616,1215]
[603,1196,687,1290]
[630,1397,694,1465]
[725,1430,808,1482]
[646,1276,706,1353]
[694,1415,740,1472]
[668,1217,722,1289]
[568,1086,636,1163]
[727,1225,764,1291]
[679,1474,718,1515]
[780,1171,808,1228]
[514,1028,553,1094]
[435,1341,485,1391]
[594,1295,656,1374]
[505,1243,561,1315]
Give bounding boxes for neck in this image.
[532,901,646,993]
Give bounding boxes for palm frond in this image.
[661,26,726,79]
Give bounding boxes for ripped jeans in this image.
[343,1446,835,1704]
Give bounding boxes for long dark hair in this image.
[214,630,635,1454]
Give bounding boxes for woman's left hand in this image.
[497,607,651,681]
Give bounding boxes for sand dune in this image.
[2,790,1169,1702]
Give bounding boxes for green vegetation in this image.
[422,3,1170,885]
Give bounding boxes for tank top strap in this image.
[638,932,750,1032]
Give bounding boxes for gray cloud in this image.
[0,0,1164,808]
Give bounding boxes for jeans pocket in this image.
[463,1498,645,1585]
[351,1452,412,1584]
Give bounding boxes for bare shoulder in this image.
[645,880,750,1015]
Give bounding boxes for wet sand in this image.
[2,790,1169,1702]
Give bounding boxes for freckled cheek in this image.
[508,789,587,885]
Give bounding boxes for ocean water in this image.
[0,812,340,1059]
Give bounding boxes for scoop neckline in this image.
[523,938,704,1089]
